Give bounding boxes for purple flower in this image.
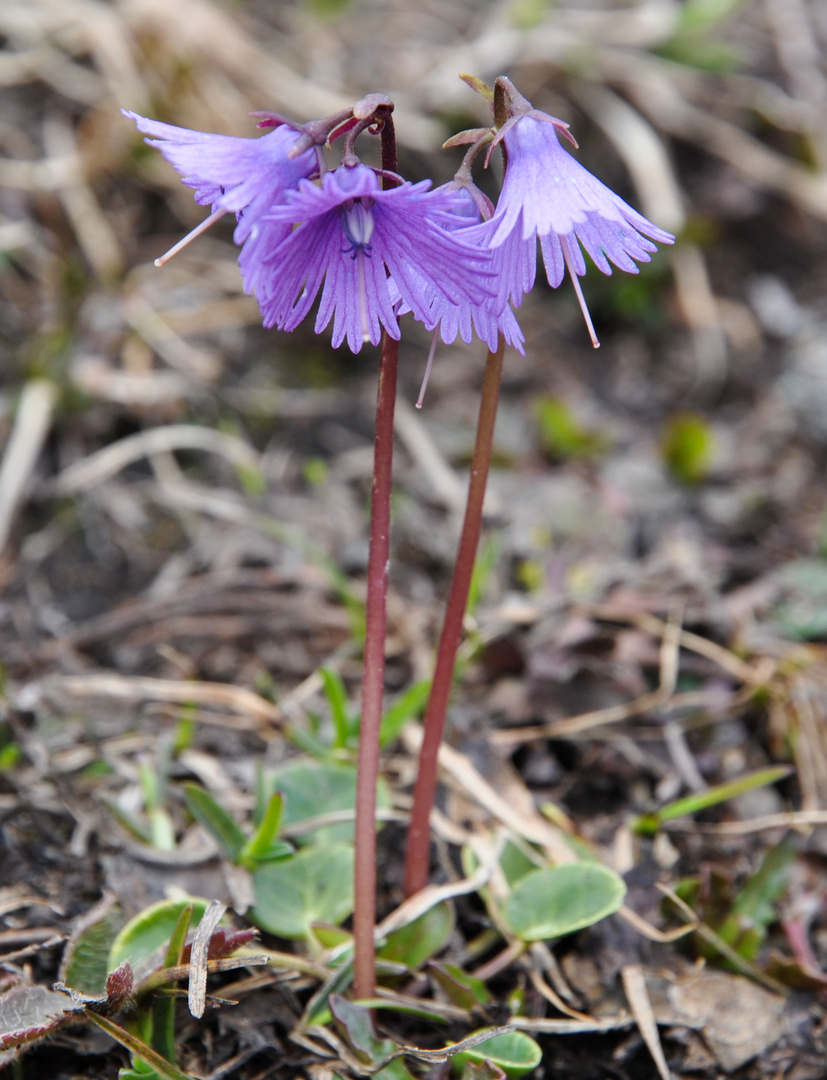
[123,110,318,298]
[487,84,675,346]
[253,163,496,353]
[393,184,525,355]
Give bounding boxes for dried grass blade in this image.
[621,964,671,1080]
[187,900,226,1019]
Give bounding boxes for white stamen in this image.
[416,331,439,408]
[154,209,228,268]
[560,235,600,349]
[356,248,370,344]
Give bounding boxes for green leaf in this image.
[250,843,354,939]
[240,792,288,867]
[730,833,796,927]
[509,0,553,30]
[0,742,21,770]
[109,898,209,975]
[253,761,269,826]
[151,906,191,1065]
[677,0,745,34]
[467,538,502,617]
[138,759,163,813]
[632,765,792,835]
[716,834,797,960]
[309,923,352,950]
[301,956,355,1027]
[450,1031,542,1080]
[457,1060,507,1080]
[285,721,330,760]
[379,680,430,748]
[429,963,492,1010]
[268,759,390,845]
[147,808,176,852]
[162,907,192,970]
[535,397,607,462]
[320,667,357,749]
[330,994,383,1060]
[85,1011,195,1080]
[171,707,196,755]
[103,796,154,844]
[662,413,714,484]
[499,841,541,889]
[60,897,127,998]
[505,863,626,941]
[305,0,354,16]
[183,783,247,861]
[329,996,417,1080]
[378,902,454,970]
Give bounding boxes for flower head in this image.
[486,78,675,347]
[123,110,318,297]
[252,162,496,353]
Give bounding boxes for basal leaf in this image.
[378,901,454,969]
[59,894,127,998]
[429,963,492,1010]
[450,1031,541,1080]
[505,863,626,941]
[268,759,390,845]
[0,983,83,1052]
[183,783,247,861]
[109,898,209,976]
[250,843,354,938]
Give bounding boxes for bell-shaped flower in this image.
[487,80,675,346]
[392,182,525,356]
[123,110,318,298]
[253,163,496,353]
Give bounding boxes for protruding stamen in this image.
[560,235,601,349]
[416,331,439,408]
[154,209,228,267]
[356,248,370,344]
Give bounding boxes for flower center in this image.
[341,199,375,256]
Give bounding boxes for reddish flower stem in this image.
[404,335,505,898]
[353,329,398,1001]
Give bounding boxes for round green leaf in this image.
[504,863,626,941]
[269,760,390,846]
[378,901,454,969]
[250,843,354,938]
[451,1031,542,1079]
[108,898,209,973]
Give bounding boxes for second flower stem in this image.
[353,330,399,1001]
[403,334,505,898]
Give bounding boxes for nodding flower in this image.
[486,77,675,348]
[122,110,318,301]
[252,162,496,354]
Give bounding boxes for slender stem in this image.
[353,330,399,1000]
[380,116,399,186]
[403,335,505,898]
